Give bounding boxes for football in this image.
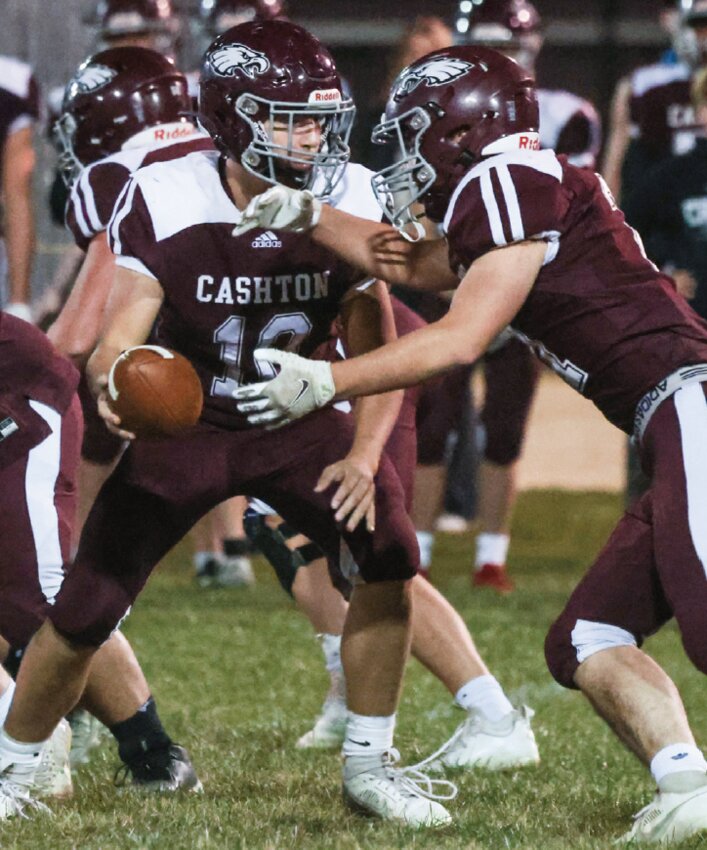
[107,345,203,438]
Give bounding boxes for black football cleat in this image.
[115,744,202,793]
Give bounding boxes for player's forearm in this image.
[350,390,404,468]
[4,187,34,305]
[332,319,478,401]
[314,205,419,286]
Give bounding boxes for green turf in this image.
[4,490,706,849]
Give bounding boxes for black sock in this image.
[223,537,251,557]
[109,696,172,765]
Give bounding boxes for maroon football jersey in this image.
[0,312,78,414]
[628,62,699,158]
[0,56,39,159]
[66,130,213,251]
[108,152,381,429]
[443,148,707,434]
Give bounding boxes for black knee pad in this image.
[243,509,324,597]
[544,617,581,690]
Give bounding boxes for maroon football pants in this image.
[50,407,419,646]
[481,337,540,466]
[0,394,82,647]
[546,381,707,686]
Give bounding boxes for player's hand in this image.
[315,454,376,533]
[233,349,335,428]
[95,375,135,441]
[672,269,697,300]
[232,186,322,237]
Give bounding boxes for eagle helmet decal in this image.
[209,43,270,78]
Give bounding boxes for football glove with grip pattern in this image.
[233,348,335,428]
[232,186,322,237]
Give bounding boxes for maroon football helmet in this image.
[370,45,539,228]
[199,0,286,37]
[55,46,191,184]
[199,20,355,197]
[453,0,542,72]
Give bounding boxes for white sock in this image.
[475,533,510,569]
[0,681,15,728]
[0,727,45,761]
[416,531,434,569]
[651,743,707,787]
[319,633,342,673]
[342,713,395,757]
[455,674,514,722]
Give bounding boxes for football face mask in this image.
[53,113,82,187]
[370,107,437,239]
[236,92,355,197]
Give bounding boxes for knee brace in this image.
[545,616,637,689]
[243,509,324,597]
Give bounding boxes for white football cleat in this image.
[428,705,540,772]
[343,749,455,828]
[617,785,707,845]
[0,744,46,819]
[34,719,73,799]
[68,709,106,766]
[213,555,255,588]
[296,697,348,750]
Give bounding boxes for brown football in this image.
[107,345,203,438]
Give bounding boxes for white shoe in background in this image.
[428,705,540,772]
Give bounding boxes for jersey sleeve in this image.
[107,176,160,280]
[65,161,130,251]
[555,106,601,169]
[443,152,569,268]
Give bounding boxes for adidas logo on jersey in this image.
[252,231,282,249]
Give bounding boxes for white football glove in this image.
[232,185,322,237]
[233,349,335,428]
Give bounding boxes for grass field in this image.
[4,490,706,850]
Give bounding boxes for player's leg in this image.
[254,410,453,826]
[209,496,254,587]
[0,429,226,812]
[545,407,707,847]
[413,369,470,575]
[384,403,536,769]
[409,575,538,771]
[244,499,349,748]
[474,339,540,593]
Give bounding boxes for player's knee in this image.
[545,615,638,688]
[49,583,133,648]
[243,509,323,596]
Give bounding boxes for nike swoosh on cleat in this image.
[346,739,371,747]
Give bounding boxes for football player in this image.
[0,57,38,321]
[0,21,464,827]
[438,0,602,592]
[603,0,706,207]
[234,43,707,844]
[0,304,200,802]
